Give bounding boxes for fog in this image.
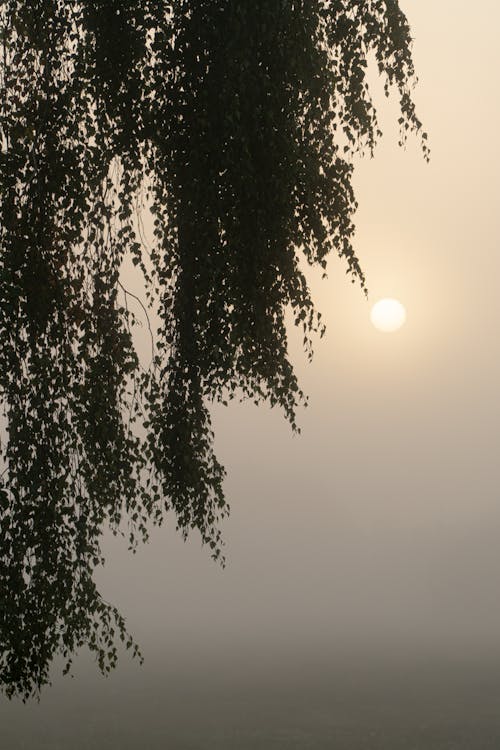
[3,0,500,746]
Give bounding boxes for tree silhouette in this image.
[0,0,427,700]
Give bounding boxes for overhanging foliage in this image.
[0,0,427,700]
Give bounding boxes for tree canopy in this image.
[0,0,427,700]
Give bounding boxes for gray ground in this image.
[3,651,500,749]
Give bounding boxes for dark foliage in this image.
[0,0,427,700]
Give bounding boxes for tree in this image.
[0,0,427,700]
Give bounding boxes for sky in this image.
[3,1,500,747]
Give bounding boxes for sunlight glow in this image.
[370,298,406,333]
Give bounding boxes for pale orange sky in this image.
[95,0,500,655]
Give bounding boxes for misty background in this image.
[3,0,500,747]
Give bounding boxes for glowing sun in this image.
[370,298,406,332]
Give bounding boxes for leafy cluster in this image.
[0,0,426,700]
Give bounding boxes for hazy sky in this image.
[3,1,500,747]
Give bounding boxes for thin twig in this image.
[117,280,155,365]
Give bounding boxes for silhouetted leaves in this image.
[0,0,426,700]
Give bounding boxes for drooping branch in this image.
[0,0,427,700]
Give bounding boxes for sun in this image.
[370,298,406,332]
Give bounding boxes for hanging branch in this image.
[0,0,427,700]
